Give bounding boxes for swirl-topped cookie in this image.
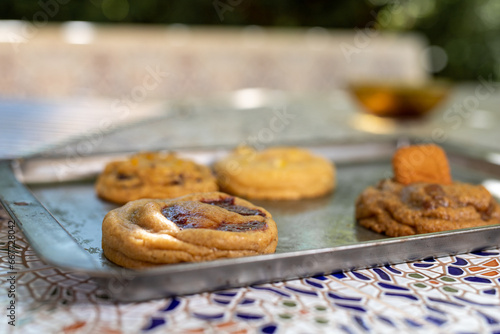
[102,192,278,268]
[214,146,336,200]
[95,152,218,204]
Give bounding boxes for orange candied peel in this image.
[392,144,452,185]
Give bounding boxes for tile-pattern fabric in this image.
[1,206,499,334]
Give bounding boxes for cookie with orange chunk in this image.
[355,144,500,237]
[95,152,218,204]
[214,146,336,200]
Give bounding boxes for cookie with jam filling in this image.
[95,151,218,204]
[214,146,336,200]
[101,192,278,268]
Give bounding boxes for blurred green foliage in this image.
[373,0,500,81]
[0,0,373,27]
[1,0,498,81]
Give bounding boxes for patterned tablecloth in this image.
[2,204,500,334]
[1,88,500,334]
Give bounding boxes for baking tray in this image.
[1,140,500,301]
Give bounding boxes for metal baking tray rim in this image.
[2,138,500,300]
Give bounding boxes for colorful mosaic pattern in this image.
[1,206,500,334]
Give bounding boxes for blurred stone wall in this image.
[0,23,429,99]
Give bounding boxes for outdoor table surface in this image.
[1,84,500,334]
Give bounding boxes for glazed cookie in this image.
[95,152,218,204]
[102,192,278,268]
[214,146,336,200]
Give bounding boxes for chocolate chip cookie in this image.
[95,152,218,204]
[356,179,500,237]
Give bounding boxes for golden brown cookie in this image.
[214,146,336,200]
[102,192,278,268]
[95,152,218,204]
[392,144,452,185]
[355,179,500,237]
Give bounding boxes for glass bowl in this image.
[349,80,451,118]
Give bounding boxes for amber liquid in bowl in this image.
[350,82,450,118]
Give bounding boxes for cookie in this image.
[95,152,218,204]
[214,146,336,200]
[101,192,278,268]
[392,144,452,185]
[355,179,500,237]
